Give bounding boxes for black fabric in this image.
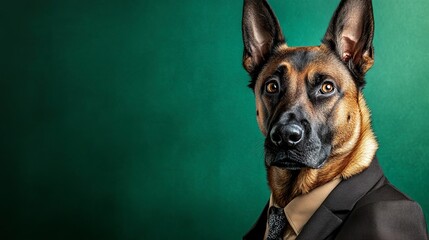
[267,206,287,240]
[243,157,429,240]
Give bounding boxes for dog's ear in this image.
[323,0,374,84]
[242,0,285,74]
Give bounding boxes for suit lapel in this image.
[297,157,385,240]
[296,205,342,240]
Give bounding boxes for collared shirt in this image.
[264,177,342,240]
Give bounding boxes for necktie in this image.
[267,206,287,240]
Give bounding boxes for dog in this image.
[241,0,428,239]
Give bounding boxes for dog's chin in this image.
[267,150,328,170]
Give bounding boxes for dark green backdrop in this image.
[2,0,428,239]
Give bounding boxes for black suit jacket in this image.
[244,158,428,240]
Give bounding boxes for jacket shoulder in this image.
[335,183,428,240]
[356,182,415,206]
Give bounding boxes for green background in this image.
[2,0,428,239]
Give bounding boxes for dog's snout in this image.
[270,123,304,147]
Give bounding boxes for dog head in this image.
[242,0,375,171]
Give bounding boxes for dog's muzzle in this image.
[264,110,329,170]
[267,121,308,169]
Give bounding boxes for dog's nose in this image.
[270,123,304,147]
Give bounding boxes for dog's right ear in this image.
[242,0,285,74]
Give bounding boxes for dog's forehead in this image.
[269,46,334,73]
[275,46,321,72]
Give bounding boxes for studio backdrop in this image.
[2,0,428,239]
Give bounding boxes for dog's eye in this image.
[266,81,279,94]
[320,82,335,94]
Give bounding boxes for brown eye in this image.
[320,82,335,94]
[266,81,279,94]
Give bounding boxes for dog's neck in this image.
[268,94,378,208]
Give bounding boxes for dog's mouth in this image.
[272,152,307,170]
[265,146,329,170]
[270,151,308,170]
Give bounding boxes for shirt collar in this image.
[269,177,341,236]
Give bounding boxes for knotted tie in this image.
[266,206,287,240]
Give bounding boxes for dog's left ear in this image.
[323,0,374,84]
